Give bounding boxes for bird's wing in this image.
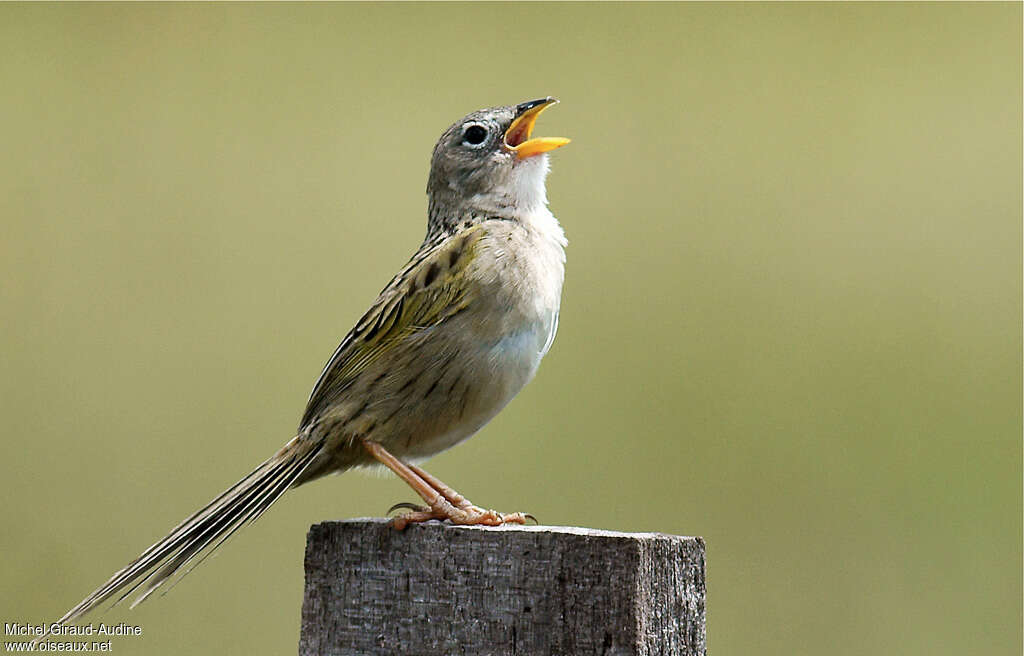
[299,225,486,428]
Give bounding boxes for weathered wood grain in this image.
[300,519,705,655]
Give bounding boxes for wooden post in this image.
[299,519,706,655]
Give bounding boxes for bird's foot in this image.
[387,500,530,530]
[361,440,536,530]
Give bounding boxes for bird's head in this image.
[427,98,569,226]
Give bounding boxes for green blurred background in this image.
[2,3,1020,654]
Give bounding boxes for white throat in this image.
[508,154,552,213]
[507,154,567,249]
[468,153,555,218]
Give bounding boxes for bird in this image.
[44,97,571,631]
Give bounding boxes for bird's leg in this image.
[409,463,540,524]
[408,464,475,511]
[361,439,528,530]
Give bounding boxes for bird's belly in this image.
[400,316,554,461]
[301,310,559,482]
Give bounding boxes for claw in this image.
[387,501,428,516]
[524,513,539,525]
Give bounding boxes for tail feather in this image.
[128,442,320,607]
[45,435,322,634]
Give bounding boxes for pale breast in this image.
[399,213,567,459]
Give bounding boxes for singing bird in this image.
[48,97,571,628]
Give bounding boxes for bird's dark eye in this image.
[462,124,488,146]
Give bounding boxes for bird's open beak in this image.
[504,98,571,160]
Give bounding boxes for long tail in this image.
[44,434,322,633]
